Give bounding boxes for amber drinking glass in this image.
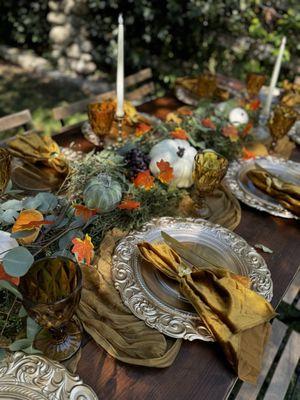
[197,73,217,98]
[19,257,82,361]
[268,105,298,148]
[88,102,115,136]
[193,150,229,218]
[0,148,11,195]
[246,73,266,97]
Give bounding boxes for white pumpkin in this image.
[149,139,197,188]
[229,107,249,126]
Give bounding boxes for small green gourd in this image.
[83,173,122,212]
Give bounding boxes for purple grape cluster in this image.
[124,148,150,180]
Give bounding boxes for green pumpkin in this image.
[83,174,122,212]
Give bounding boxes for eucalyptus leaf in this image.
[3,247,34,277]
[22,344,42,355]
[0,280,23,299]
[26,317,41,339]
[0,209,19,224]
[0,349,7,361]
[0,199,23,211]
[11,229,36,239]
[9,338,32,351]
[18,305,27,318]
[35,193,58,212]
[23,196,42,210]
[58,229,83,250]
[52,249,74,259]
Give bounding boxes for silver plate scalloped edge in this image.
[112,217,273,342]
[225,156,299,220]
[0,351,98,400]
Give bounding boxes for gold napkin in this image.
[138,242,276,383]
[247,167,300,216]
[76,229,181,368]
[8,133,68,175]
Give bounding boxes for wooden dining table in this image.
[54,95,300,400]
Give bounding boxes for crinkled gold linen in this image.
[76,229,181,368]
[138,242,276,383]
[8,133,68,175]
[247,167,300,216]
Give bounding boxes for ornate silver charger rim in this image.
[0,351,98,400]
[225,156,299,220]
[112,217,273,342]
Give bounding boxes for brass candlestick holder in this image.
[116,114,124,145]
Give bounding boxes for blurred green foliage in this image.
[0,1,299,86]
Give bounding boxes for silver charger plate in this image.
[0,351,98,400]
[225,156,300,219]
[112,217,273,342]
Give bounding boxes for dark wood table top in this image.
[55,96,300,400]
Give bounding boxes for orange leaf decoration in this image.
[178,108,193,116]
[71,234,94,266]
[171,128,188,140]
[12,209,44,245]
[242,147,256,160]
[248,99,261,111]
[118,199,141,210]
[19,219,53,229]
[222,125,239,142]
[134,170,155,191]
[73,204,98,221]
[201,118,216,130]
[157,159,174,184]
[0,263,19,286]
[243,122,253,135]
[135,123,152,137]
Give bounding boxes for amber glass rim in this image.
[20,256,82,307]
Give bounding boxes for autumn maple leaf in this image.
[242,147,256,160]
[134,170,155,190]
[73,204,98,221]
[118,199,141,210]
[242,122,253,135]
[201,118,216,130]
[171,128,188,140]
[135,123,152,137]
[71,234,94,266]
[222,125,239,142]
[156,159,174,184]
[19,219,53,229]
[0,264,19,286]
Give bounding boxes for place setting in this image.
[0,6,300,400]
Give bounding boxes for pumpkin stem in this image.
[177,147,185,158]
[97,173,111,187]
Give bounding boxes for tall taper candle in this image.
[263,36,286,117]
[116,14,124,117]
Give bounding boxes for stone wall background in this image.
[48,0,96,77]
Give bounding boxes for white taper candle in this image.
[116,14,124,118]
[263,36,286,117]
